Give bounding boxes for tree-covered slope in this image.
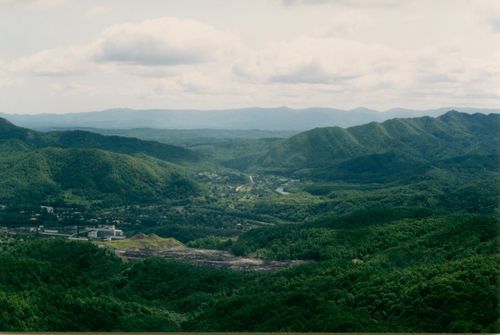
[0,147,198,205]
[0,211,497,332]
[0,117,200,164]
[256,111,499,180]
[43,130,200,163]
[0,117,201,205]
[0,118,42,142]
[230,208,497,262]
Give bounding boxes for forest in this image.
[0,111,498,332]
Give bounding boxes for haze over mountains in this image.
[2,107,499,131]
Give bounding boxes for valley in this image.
[3,1,498,331]
[0,110,498,332]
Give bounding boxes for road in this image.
[275,185,290,195]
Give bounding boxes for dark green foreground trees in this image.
[0,211,498,332]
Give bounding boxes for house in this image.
[87,225,125,240]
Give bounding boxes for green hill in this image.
[256,111,499,180]
[0,147,198,205]
[0,117,200,164]
[0,118,41,142]
[44,130,200,164]
[0,118,201,205]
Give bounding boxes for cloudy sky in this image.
[1,0,499,114]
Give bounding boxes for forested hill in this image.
[0,117,40,141]
[0,117,200,164]
[0,148,199,206]
[256,111,499,179]
[0,118,199,205]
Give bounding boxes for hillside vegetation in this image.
[0,118,199,205]
[0,211,497,332]
[0,147,198,205]
[0,111,498,332]
[0,117,199,163]
[255,111,499,180]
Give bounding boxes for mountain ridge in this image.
[2,107,498,131]
[0,117,200,164]
[251,111,499,180]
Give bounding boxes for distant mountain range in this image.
[1,107,499,131]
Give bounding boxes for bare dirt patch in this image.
[116,247,300,272]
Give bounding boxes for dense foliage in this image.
[255,111,499,180]
[0,147,198,205]
[0,118,199,163]
[0,112,498,332]
[0,118,202,206]
[0,214,497,333]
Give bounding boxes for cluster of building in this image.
[1,224,125,241]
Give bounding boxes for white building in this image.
[87,225,125,240]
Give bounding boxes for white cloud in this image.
[490,18,500,33]
[233,36,397,87]
[3,0,66,9]
[85,5,111,17]
[92,17,241,66]
[48,81,97,95]
[1,2,499,113]
[3,16,243,79]
[270,62,338,84]
[281,0,401,8]
[6,45,92,77]
[231,33,500,107]
[0,59,21,87]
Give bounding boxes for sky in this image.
[1,0,499,114]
